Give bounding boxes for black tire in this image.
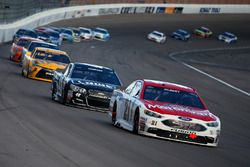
[21,68,24,76]
[61,86,68,105]
[51,83,57,101]
[133,109,140,134]
[111,102,117,126]
[25,66,29,78]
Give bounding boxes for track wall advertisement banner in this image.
[200,7,221,13]
[1,4,249,42]
[99,8,120,15]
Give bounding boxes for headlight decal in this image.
[70,84,87,93]
[144,110,162,118]
[206,122,219,127]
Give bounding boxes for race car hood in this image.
[71,79,117,92]
[143,100,216,121]
[35,59,67,70]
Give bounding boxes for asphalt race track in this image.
[0,14,250,167]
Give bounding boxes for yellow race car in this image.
[21,47,70,82]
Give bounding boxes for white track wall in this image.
[0,4,249,42]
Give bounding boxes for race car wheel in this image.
[61,87,68,105]
[21,68,24,76]
[133,109,140,134]
[111,102,117,126]
[25,66,30,78]
[51,83,57,101]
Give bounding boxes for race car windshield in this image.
[73,29,80,33]
[152,32,163,37]
[47,31,60,38]
[17,30,37,38]
[36,32,49,38]
[95,29,108,34]
[201,28,209,32]
[63,30,72,35]
[28,43,58,52]
[224,33,235,38]
[80,29,91,33]
[71,66,121,86]
[177,30,188,35]
[34,51,70,64]
[17,39,30,47]
[143,86,205,109]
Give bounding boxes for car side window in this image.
[130,81,142,98]
[125,81,136,94]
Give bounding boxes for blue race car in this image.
[35,30,51,43]
[171,29,190,41]
[45,29,62,46]
[60,28,74,42]
[92,28,110,41]
[218,32,237,43]
[13,29,38,41]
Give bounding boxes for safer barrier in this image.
[0,3,250,43]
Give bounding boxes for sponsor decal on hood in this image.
[76,80,114,89]
[144,101,216,121]
[36,59,66,69]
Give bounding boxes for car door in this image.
[22,48,35,73]
[122,81,143,125]
[116,81,135,121]
[58,64,72,96]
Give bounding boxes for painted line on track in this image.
[169,46,250,97]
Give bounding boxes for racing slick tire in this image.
[60,86,68,105]
[133,109,140,134]
[111,102,117,126]
[24,65,30,78]
[21,68,24,76]
[51,83,57,101]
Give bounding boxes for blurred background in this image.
[1,0,249,23]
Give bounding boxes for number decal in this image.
[151,120,157,126]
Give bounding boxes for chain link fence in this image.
[1,0,250,24]
[0,0,63,23]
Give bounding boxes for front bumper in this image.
[139,116,220,147]
[11,52,22,62]
[67,90,110,110]
[28,66,54,82]
[145,128,218,146]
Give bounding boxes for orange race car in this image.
[21,47,70,82]
[10,37,41,62]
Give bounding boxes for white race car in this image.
[79,27,93,40]
[92,27,110,41]
[109,79,221,147]
[147,31,166,43]
[218,32,237,43]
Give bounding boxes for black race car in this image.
[51,63,122,110]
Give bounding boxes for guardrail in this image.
[0,3,249,43]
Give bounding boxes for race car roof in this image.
[73,62,114,72]
[143,79,195,92]
[17,37,42,41]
